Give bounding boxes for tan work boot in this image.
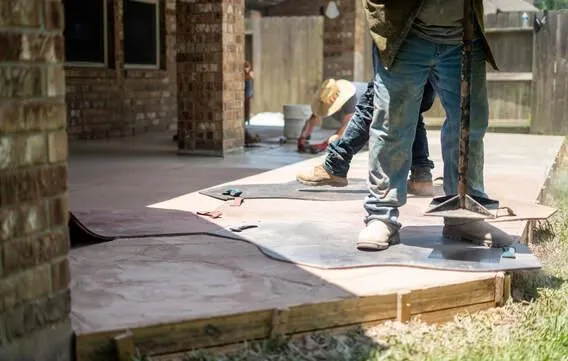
[443,219,514,248]
[407,179,434,196]
[407,166,434,196]
[357,220,400,251]
[296,164,348,187]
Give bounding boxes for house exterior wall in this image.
[176,0,245,155]
[65,0,177,139]
[0,0,72,360]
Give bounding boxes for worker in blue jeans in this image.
[297,43,437,196]
[355,0,513,251]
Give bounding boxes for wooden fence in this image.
[250,16,324,113]
[531,10,568,135]
[251,11,568,135]
[424,11,535,130]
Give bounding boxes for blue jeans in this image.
[324,80,435,178]
[365,33,489,227]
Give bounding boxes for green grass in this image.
[139,169,568,361]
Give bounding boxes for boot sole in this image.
[357,232,401,251]
[296,177,348,187]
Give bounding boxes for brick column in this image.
[0,1,72,361]
[176,0,245,156]
[323,0,367,81]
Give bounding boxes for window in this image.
[123,0,162,68]
[63,0,109,66]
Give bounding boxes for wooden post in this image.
[114,330,135,361]
[397,291,412,323]
[495,272,505,306]
[270,308,290,339]
[503,273,512,304]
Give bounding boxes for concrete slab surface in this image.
[69,130,565,336]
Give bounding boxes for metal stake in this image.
[424,0,499,220]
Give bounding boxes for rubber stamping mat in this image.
[199,179,369,202]
[231,220,541,272]
[69,208,239,246]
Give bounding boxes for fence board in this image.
[251,16,324,113]
[531,11,568,135]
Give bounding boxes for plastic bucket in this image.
[283,104,311,140]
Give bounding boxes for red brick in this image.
[45,0,64,30]
[1,290,70,343]
[51,259,70,292]
[2,230,68,276]
[0,264,51,313]
[48,194,68,227]
[0,66,44,98]
[7,0,42,28]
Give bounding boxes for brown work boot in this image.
[296,164,348,187]
[407,166,434,196]
[443,219,515,248]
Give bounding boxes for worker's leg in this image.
[358,33,432,251]
[324,81,374,177]
[408,80,436,196]
[295,82,373,186]
[412,80,436,171]
[430,38,512,247]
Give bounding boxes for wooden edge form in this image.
[411,301,495,324]
[114,330,135,361]
[396,291,412,323]
[409,278,495,315]
[270,308,290,339]
[76,277,499,360]
[494,272,505,307]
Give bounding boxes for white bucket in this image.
[283,104,311,140]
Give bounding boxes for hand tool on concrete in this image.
[222,188,243,197]
[229,224,259,232]
[502,246,516,259]
[425,0,501,220]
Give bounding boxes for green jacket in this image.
[362,0,498,70]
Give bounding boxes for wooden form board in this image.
[75,274,507,361]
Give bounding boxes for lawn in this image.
[139,167,568,361]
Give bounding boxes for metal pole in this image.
[458,0,475,208]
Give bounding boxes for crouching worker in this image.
[297,78,438,196]
[298,79,367,154]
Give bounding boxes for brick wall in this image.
[0,0,72,360]
[323,0,366,80]
[65,0,177,139]
[263,0,323,16]
[177,0,245,155]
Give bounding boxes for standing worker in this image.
[355,0,513,251]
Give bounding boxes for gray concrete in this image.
[69,130,565,336]
[69,127,335,209]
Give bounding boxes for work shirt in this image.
[324,82,368,124]
[411,0,464,44]
[361,0,497,70]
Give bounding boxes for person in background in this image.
[296,77,437,196]
[244,61,260,146]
